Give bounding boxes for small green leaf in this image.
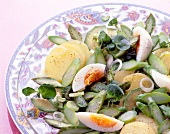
[38,84,56,99]
[112,35,130,50]
[159,32,169,43]
[151,35,159,48]
[160,41,168,48]
[105,43,115,51]
[98,31,112,48]
[106,84,124,102]
[22,87,36,96]
[108,18,118,26]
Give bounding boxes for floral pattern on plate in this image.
[5,3,170,134]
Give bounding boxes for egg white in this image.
[151,69,170,91]
[72,63,106,92]
[133,26,153,62]
[76,112,124,132]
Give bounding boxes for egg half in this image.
[76,112,124,132]
[133,26,153,62]
[150,69,170,92]
[72,63,106,92]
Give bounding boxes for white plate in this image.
[5,3,170,134]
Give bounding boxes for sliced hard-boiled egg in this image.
[150,69,170,92]
[72,63,105,92]
[133,26,153,62]
[76,112,124,132]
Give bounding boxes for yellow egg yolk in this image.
[90,114,117,128]
[84,68,104,86]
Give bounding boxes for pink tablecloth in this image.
[1,0,170,133]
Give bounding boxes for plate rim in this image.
[5,2,170,133]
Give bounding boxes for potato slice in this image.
[68,40,91,61]
[123,73,151,93]
[155,47,170,58]
[160,53,170,74]
[45,45,85,82]
[120,122,156,134]
[61,43,86,67]
[114,70,135,83]
[135,113,158,134]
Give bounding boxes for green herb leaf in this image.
[159,32,169,43]
[105,43,115,51]
[38,84,56,99]
[112,35,130,50]
[108,18,118,26]
[106,84,124,102]
[151,35,159,49]
[160,41,168,48]
[22,87,36,96]
[98,31,112,48]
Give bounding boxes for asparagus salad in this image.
[22,14,170,134]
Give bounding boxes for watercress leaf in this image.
[98,31,112,48]
[110,62,120,72]
[151,35,159,48]
[160,41,168,48]
[38,84,56,99]
[112,35,130,50]
[108,18,118,26]
[159,32,169,43]
[106,84,124,102]
[22,87,36,96]
[105,43,115,51]
[37,92,40,98]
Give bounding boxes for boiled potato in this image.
[135,113,158,133]
[114,70,135,83]
[61,43,86,67]
[123,73,151,93]
[45,44,85,82]
[155,47,170,58]
[120,122,156,134]
[68,40,91,60]
[160,53,170,74]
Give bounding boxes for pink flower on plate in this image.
[105,8,110,12]
[122,6,129,11]
[34,54,42,60]
[140,10,146,14]
[41,39,54,49]
[162,22,170,35]
[33,65,41,73]
[128,11,140,21]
